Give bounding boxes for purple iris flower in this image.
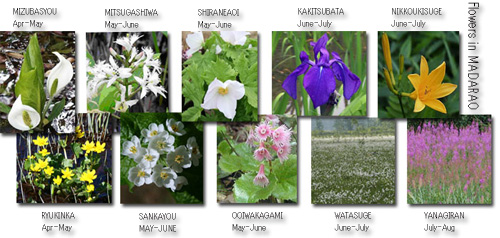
[282,33,361,108]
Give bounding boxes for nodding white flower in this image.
[215,45,222,54]
[152,165,177,189]
[185,31,204,57]
[128,165,152,186]
[114,85,138,112]
[253,164,269,187]
[172,176,188,192]
[136,148,160,169]
[46,52,73,98]
[148,132,175,154]
[166,118,186,136]
[186,137,201,166]
[121,135,146,160]
[134,67,166,99]
[106,56,132,87]
[220,31,250,46]
[200,78,245,120]
[8,95,40,131]
[141,123,165,142]
[166,146,191,173]
[115,34,142,52]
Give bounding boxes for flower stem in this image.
[221,131,239,156]
[397,95,406,118]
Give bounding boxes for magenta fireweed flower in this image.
[282,33,361,108]
[253,164,269,187]
[254,144,272,161]
[255,123,272,141]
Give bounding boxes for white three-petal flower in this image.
[185,31,204,57]
[8,95,41,131]
[46,52,73,98]
[201,78,245,120]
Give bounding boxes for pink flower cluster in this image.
[248,119,293,188]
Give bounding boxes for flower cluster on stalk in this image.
[246,117,292,188]
[122,119,201,192]
[87,34,166,112]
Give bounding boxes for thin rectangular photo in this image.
[217,115,297,204]
[181,31,258,122]
[272,31,366,116]
[311,118,395,205]
[86,32,168,126]
[16,113,112,203]
[0,31,76,133]
[378,31,459,118]
[120,113,203,204]
[407,115,492,204]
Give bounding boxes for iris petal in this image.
[310,33,328,61]
[282,51,310,99]
[303,65,336,108]
[343,69,361,100]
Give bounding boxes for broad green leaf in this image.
[0,101,11,114]
[271,155,297,201]
[400,36,412,59]
[219,154,260,174]
[234,172,275,203]
[47,98,65,121]
[272,92,289,115]
[182,106,202,121]
[206,59,237,82]
[62,159,73,168]
[71,143,83,156]
[16,34,46,114]
[244,85,258,108]
[340,94,367,116]
[182,78,204,106]
[217,140,232,156]
[86,50,96,67]
[50,78,58,97]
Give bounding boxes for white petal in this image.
[216,93,238,120]
[224,80,245,100]
[215,45,222,54]
[8,95,41,131]
[200,78,224,110]
[186,31,204,56]
[46,52,73,97]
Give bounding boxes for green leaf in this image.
[86,50,96,67]
[0,101,11,114]
[207,59,237,82]
[272,92,289,114]
[71,143,83,156]
[271,155,297,201]
[182,106,202,121]
[219,154,260,174]
[400,36,412,59]
[182,78,204,106]
[62,159,73,168]
[244,85,258,108]
[340,94,366,116]
[47,98,65,121]
[98,87,118,112]
[16,34,46,114]
[233,172,275,203]
[217,140,232,156]
[50,78,58,97]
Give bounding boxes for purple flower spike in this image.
[282,51,310,99]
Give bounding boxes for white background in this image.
[1,0,497,237]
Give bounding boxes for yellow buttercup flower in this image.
[61,167,75,180]
[44,166,54,176]
[28,155,36,159]
[39,148,50,157]
[87,197,93,202]
[81,141,95,154]
[80,169,97,183]
[86,184,95,193]
[30,163,41,172]
[94,141,106,154]
[408,56,457,114]
[33,136,48,147]
[76,126,85,139]
[37,159,48,169]
[53,175,62,185]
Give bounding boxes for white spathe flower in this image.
[172,176,188,192]
[128,166,152,187]
[148,132,175,154]
[215,45,222,54]
[166,118,186,136]
[220,31,250,46]
[185,31,204,57]
[141,123,165,142]
[115,34,142,52]
[8,95,40,131]
[114,84,138,112]
[152,165,177,189]
[136,148,160,169]
[121,135,146,160]
[166,146,191,173]
[187,136,201,166]
[46,52,73,98]
[200,78,245,120]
